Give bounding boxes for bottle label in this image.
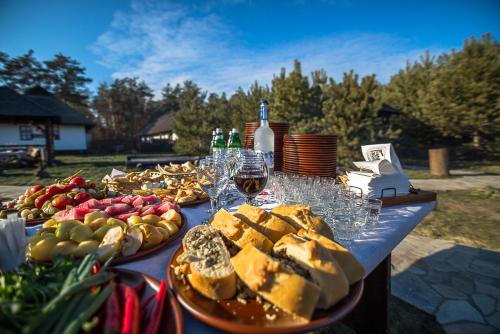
[255,150,274,169]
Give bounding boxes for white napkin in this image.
[0,213,26,271]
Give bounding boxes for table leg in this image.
[343,254,391,334]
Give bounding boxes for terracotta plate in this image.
[25,217,48,226]
[177,197,209,207]
[167,245,363,334]
[114,268,184,334]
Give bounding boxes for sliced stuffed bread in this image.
[273,233,349,309]
[231,244,321,321]
[210,208,273,252]
[297,229,365,284]
[271,205,334,240]
[179,225,236,300]
[234,203,297,243]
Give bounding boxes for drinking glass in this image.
[366,199,382,225]
[196,157,225,215]
[233,152,268,204]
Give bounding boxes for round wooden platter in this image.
[29,213,187,266]
[167,245,364,334]
[113,268,184,334]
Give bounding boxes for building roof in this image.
[140,112,176,137]
[378,103,403,118]
[24,86,94,126]
[0,86,93,126]
[0,86,57,119]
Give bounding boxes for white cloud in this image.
[91,1,443,97]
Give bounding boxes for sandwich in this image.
[231,244,321,321]
[234,203,297,243]
[271,205,334,240]
[297,229,365,284]
[210,208,273,252]
[273,233,349,309]
[178,225,236,300]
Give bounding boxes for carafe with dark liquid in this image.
[234,174,267,198]
[233,152,268,204]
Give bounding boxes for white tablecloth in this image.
[116,198,436,334]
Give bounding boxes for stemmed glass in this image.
[233,151,268,204]
[196,156,226,215]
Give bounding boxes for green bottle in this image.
[226,129,233,148]
[213,128,225,156]
[228,128,242,148]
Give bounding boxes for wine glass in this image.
[196,157,225,215]
[233,152,268,204]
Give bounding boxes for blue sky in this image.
[1,0,499,97]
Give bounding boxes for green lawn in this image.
[412,187,500,250]
[0,155,138,186]
[404,161,500,179]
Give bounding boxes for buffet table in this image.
[117,198,437,334]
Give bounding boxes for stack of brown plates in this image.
[244,122,289,172]
[283,134,337,177]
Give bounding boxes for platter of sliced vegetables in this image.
[27,205,186,265]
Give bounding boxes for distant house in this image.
[0,86,93,151]
[140,112,177,143]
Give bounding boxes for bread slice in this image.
[297,229,365,284]
[273,234,349,309]
[231,244,321,321]
[210,208,273,252]
[271,205,334,240]
[179,225,236,300]
[234,204,297,243]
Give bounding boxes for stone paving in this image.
[392,235,500,333]
[410,170,500,191]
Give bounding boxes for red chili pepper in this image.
[143,280,167,334]
[92,262,101,275]
[104,287,121,334]
[134,281,146,298]
[121,284,140,334]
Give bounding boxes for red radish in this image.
[70,176,86,188]
[74,192,92,205]
[34,194,52,209]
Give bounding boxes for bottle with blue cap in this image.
[254,99,274,174]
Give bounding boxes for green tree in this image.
[229,81,270,137]
[320,71,380,163]
[0,50,43,91]
[270,60,318,128]
[173,81,209,155]
[42,53,92,109]
[426,34,500,148]
[91,78,153,147]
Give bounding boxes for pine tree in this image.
[0,50,43,91]
[270,60,316,128]
[320,71,380,163]
[173,81,209,155]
